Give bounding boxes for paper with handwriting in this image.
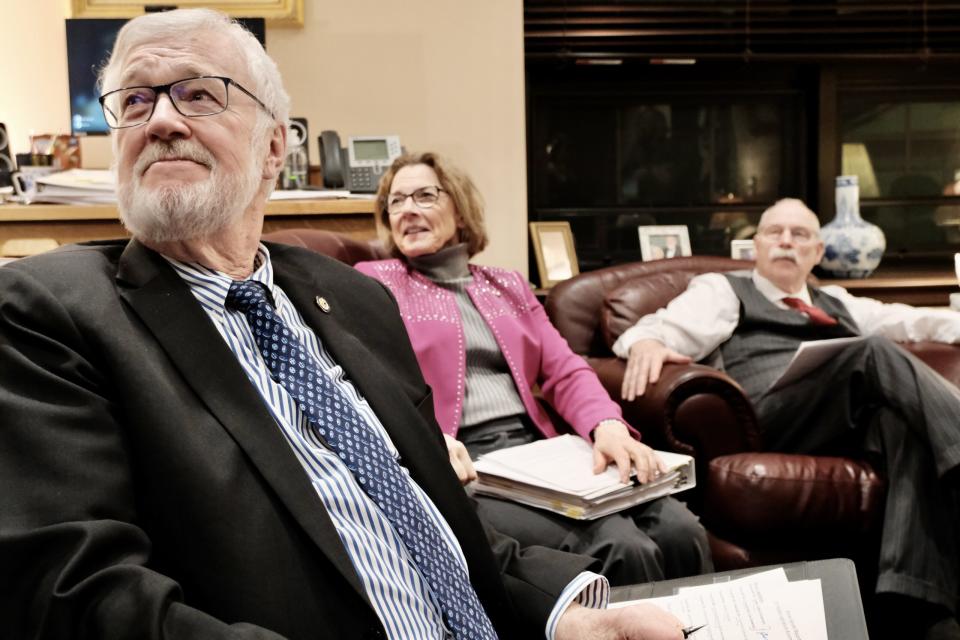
[610,568,827,640]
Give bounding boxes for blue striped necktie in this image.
[226,280,498,640]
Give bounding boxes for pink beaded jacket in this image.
[355,259,626,439]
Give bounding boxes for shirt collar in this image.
[751,269,811,304]
[162,243,276,315]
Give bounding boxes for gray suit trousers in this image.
[754,335,960,610]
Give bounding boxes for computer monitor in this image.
[65,17,266,136]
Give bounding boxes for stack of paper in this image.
[26,171,377,205]
[611,568,828,640]
[473,434,695,520]
[269,189,375,201]
[34,169,117,205]
[767,336,865,392]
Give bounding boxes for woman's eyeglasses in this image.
[386,186,446,215]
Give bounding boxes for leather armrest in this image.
[703,453,885,543]
[901,341,960,389]
[588,357,761,458]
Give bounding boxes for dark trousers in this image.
[755,336,960,611]
[461,416,714,586]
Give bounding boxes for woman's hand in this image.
[443,434,478,486]
[592,420,667,484]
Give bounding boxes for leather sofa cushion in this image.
[702,453,885,543]
[901,341,960,388]
[601,271,698,349]
[262,229,387,266]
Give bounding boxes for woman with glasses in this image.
[355,152,711,586]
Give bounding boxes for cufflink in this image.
[315,296,331,313]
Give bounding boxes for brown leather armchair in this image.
[545,256,959,573]
[262,228,388,265]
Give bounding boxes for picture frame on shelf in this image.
[530,221,579,288]
[638,225,691,261]
[70,0,304,26]
[730,239,756,261]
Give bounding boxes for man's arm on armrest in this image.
[610,273,740,363]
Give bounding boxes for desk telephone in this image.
[319,130,402,193]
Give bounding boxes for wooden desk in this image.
[821,269,958,307]
[0,199,377,254]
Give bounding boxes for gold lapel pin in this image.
[315,296,331,313]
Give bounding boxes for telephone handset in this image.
[318,130,402,193]
[319,130,346,189]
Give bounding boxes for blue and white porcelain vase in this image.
[819,175,886,278]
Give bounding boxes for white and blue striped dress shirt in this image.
[165,245,608,639]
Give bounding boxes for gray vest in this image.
[719,273,860,401]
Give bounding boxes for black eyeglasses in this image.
[98,75,274,129]
[386,186,447,215]
[757,225,818,244]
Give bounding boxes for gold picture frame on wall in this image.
[71,0,304,27]
[529,221,580,289]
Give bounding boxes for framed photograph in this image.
[637,225,691,261]
[529,222,580,288]
[71,0,305,26]
[730,239,756,261]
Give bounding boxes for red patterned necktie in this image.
[782,296,838,326]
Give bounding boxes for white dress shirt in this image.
[612,270,960,360]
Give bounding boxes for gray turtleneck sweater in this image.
[409,244,527,428]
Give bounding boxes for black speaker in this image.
[0,123,14,188]
[281,117,309,190]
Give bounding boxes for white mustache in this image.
[134,140,215,177]
[769,248,798,262]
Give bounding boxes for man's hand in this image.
[592,420,667,484]
[555,601,685,640]
[443,434,477,486]
[621,339,692,402]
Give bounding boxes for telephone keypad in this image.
[349,167,385,194]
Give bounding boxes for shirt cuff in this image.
[612,324,656,359]
[544,571,610,640]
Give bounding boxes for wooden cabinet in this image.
[0,199,376,256]
[821,269,958,307]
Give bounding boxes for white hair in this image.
[97,8,290,129]
[758,198,821,232]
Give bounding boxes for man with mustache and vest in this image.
[615,197,960,640]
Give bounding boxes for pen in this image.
[682,624,706,638]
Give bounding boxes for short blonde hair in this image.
[374,152,489,257]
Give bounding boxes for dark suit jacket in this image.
[0,239,594,640]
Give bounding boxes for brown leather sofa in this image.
[545,256,960,574]
[262,228,388,265]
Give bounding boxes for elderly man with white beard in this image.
[0,8,700,640]
[614,198,960,640]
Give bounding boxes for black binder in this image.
[611,558,868,640]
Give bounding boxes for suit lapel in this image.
[115,240,367,601]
